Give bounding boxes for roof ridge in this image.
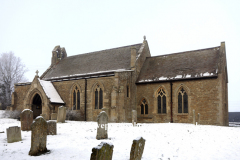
[150,46,220,58]
[66,43,142,58]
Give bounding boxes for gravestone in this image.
[20,109,33,131]
[132,110,137,126]
[40,114,47,120]
[51,113,57,120]
[96,111,108,140]
[193,109,196,125]
[29,116,48,156]
[198,113,200,125]
[90,142,114,160]
[57,106,66,123]
[6,126,22,143]
[130,137,146,160]
[47,121,57,135]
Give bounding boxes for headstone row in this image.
[91,137,145,160]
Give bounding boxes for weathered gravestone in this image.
[40,114,47,120]
[132,110,137,126]
[57,106,66,123]
[130,137,146,160]
[90,142,114,160]
[47,121,57,135]
[51,113,57,120]
[29,116,48,156]
[96,111,108,140]
[193,109,196,125]
[20,109,33,131]
[6,126,22,143]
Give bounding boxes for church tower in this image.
[51,45,67,66]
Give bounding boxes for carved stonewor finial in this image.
[36,70,39,76]
[144,35,146,41]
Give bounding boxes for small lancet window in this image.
[73,86,80,110]
[127,85,129,97]
[178,87,188,113]
[157,88,167,114]
[95,85,103,109]
[140,98,148,115]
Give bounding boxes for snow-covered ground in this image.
[1,110,240,160]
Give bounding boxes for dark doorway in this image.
[32,94,42,119]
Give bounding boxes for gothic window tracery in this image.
[140,98,148,115]
[73,86,80,110]
[95,85,103,109]
[178,87,188,113]
[157,88,166,114]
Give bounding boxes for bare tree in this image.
[0,52,28,109]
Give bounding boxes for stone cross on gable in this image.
[36,70,39,76]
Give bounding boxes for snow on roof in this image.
[38,79,64,104]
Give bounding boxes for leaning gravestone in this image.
[20,109,33,131]
[29,116,48,156]
[90,142,114,160]
[96,111,108,140]
[132,110,137,126]
[51,113,57,120]
[6,126,22,143]
[130,137,146,160]
[47,121,57,135]
[57,106,66,123]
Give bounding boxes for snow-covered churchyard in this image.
[1,110,240,160]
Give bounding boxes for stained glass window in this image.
[73,86,80,110]
[95,86,103,109]
[77,90,80,110]
[99,88,103,109]
[178,87,188,113]
[157,88,167,114]
[140,98,148,115]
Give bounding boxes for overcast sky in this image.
[0,0,239,112]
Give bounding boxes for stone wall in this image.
[136,77,228,126]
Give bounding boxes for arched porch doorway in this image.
[32,94,42,119]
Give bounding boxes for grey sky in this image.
[0,0,239,111]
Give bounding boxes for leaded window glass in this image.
[94,85,103,109]
[157,88,167,114]
[77,90,80,110]
[99,88,103,109]
[178,87,188,113]
[140,98,148,115]
[95,89,98,109]
[73,86,80,110]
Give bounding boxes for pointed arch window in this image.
[157,88,166,114]
[178,87,188,113]
[127,85,129,97]
[95,85,103,109]
[140,99,148,115]
[73,86,80,110]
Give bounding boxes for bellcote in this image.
[51,45,67,66]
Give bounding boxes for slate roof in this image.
[42,43,142,80]
[137,46,220,83]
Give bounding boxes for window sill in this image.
[176,113,189,116]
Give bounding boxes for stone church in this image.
[12,37,228,126]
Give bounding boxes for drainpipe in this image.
[170,82,173,123]
[85,79,87,121]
